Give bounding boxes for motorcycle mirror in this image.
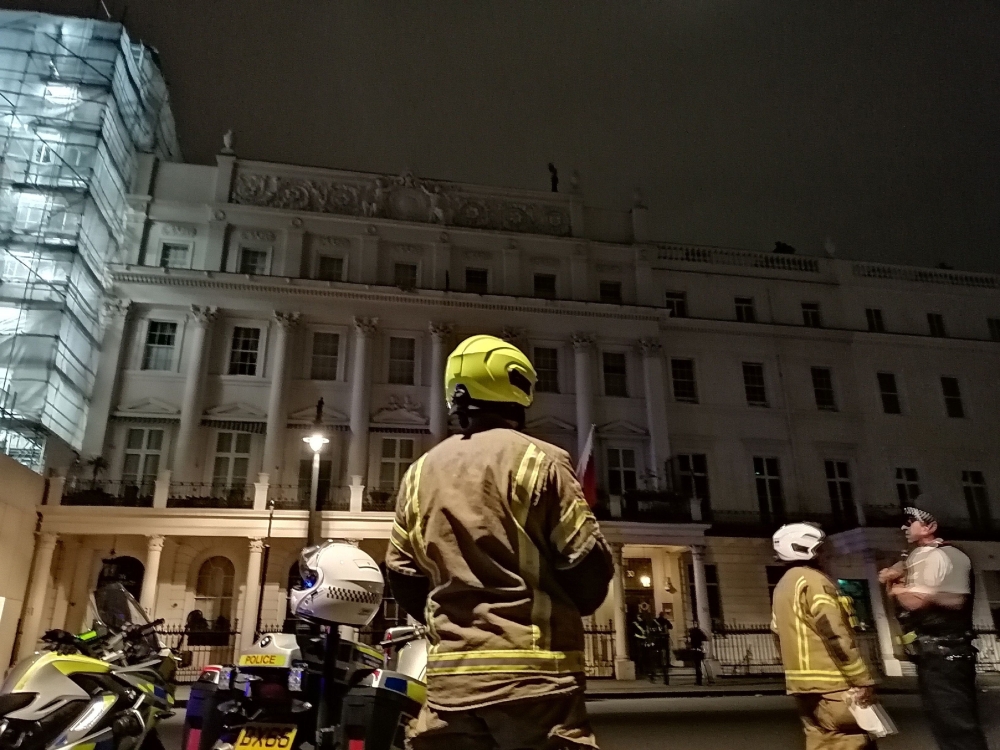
[291,700,313,714]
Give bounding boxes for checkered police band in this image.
[903,506,936,525]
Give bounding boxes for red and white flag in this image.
[576,424,597,508]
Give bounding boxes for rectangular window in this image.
[141,321,177,371]
[602,352,628,397]
[866,308,885,333]
[676,453,710,519]
[388,337,416,385]
[533,347,559,393]
[607,448,637,497]
[228,327,261,376]
[310,332,340,380]
[160,242,191,269]
[963,471,991,528]
[877,372,901,414]
[317,255,344,281]
[802,302,822,328]
[825,460,856,527]
[670,358,698,403]
[811,367,837,411]
[742,362,768,407]
[941,377,965,418]
[927,313,947,337]
[895,467,920,506]
[212,431,251,496]
[599,281,623,304]
[534,273,557,300]
[238,248,268,275]
[989,318,1000,342]
[379,437,414,491]
[394,263,418,290]
[665,291,688,318]
[121,427,163,496]
[754,456,784,522]
[687,562,723,630]
[735,297,756,323]
[465,267,489,294]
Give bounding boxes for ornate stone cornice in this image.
[571,333,595,350]
[189,305,219,327]
[162,223,197,238]
[101,298,131,328]
[273,311,301,329]
[353,316,379,337]
[231,167,572,238]
[241,229,277,242]
[429,322,454,339]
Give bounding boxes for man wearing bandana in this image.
[879,503,988,750]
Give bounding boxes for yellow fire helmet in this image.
[445,335,537,410]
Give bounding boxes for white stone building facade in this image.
[13,154,1000,680]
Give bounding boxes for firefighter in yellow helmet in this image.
[385,335,613,750]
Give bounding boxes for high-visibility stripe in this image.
[402,455,436,640]
[510,443,552,651]
[793,576,809,671]
[809,593,840,615]
[550,498,592,555]
[426,648,585,675]
[389,521,410,553]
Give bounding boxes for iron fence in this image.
[157,627,238,683]
[167,482,253,509]
[62,479,153,507]
[975,630,1000,673]
[583,627,616,678]
[710,625,782,676]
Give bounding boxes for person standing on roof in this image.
[771,523,879,749]
[385,334,614,750]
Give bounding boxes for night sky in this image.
[11,1,1000,271]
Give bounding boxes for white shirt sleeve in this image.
[909,548,952,595]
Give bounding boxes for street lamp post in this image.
[303,398,329,547]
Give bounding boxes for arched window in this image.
[193,556,235,631]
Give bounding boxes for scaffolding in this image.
[0,11,180,470]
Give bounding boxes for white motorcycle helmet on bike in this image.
[289,541,385,626]
[772,522,825,562]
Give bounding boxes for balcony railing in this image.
[62,478,154,507]
[266,484,350,511]
[363,489,396,513]
[167,482,253,509]
[594,491,695,524]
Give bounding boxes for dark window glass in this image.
[927,313,947,337]
[465,267,489,294]
[671,358,698,403]
[533,347,559,393]
[802,302,822,328]
[742,362,768,406]
[665,292,688,318]
[534,273,557,299]
[228,327,260,375]
[388,337,416,385]
[239,248,267,275]
[754,456,784,522]
[963,471,991,528]
[735,297,756,323]
[603,352,628,397]
[141,321,177,371]
[866,308,885,333]
[811,367,837,411]
[394,263,418,290]
[317,256,343,281]
[877,373,901,414]
[895,467,920,506]
[676,453,710,520]
[989,318,1000,342]
[825,460,856,527]
[599,281,623,304]
[687,562,723,630]
[941,377,964,418]
[607,448,637,496]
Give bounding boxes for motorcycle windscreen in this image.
[89,584,164,652]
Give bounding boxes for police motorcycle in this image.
[189,541,426,750]
[0,583,179,750]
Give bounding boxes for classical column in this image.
[50,538,79,630]
[81,299,131,457]
[428,322,454,444]
[139,535,165,616]
[346,317,378,483]
[239,538,265,653]
[65,545,95,633]
[690,545,714,650]
[18,532,58,659]
[173,305,218,483]
[261,311,300,481]
[572,334,596,461]
[610,542,636,680]
[864,551,903,676]
[639,338,671,490]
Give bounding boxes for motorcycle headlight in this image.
[67,694,116,734]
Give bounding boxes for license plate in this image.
[235,723,298,749]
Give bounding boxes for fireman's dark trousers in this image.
[917,653,989,750]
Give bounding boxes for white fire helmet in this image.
[772,522,826,562]
[289,541,384,626]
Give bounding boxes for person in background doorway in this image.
[687,625,707,686]
[772,523,878,749]
[880,505,988,750]
[654,609,673,685]
[629,611,650,678]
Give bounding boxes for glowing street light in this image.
[303,433,329,453]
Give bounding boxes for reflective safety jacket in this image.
[770,565,875,694]
[385,427,611,709]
